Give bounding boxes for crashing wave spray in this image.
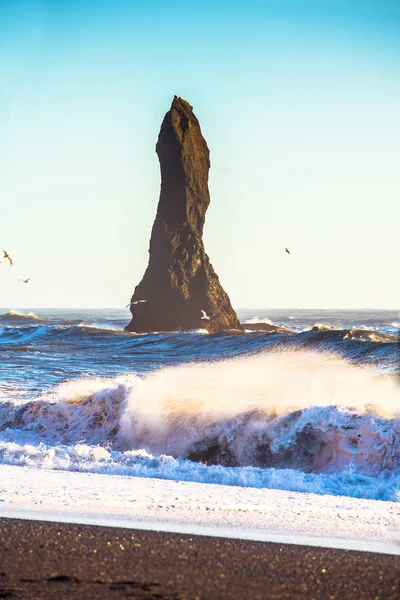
[1,350,398,476]
[118,350,399,475]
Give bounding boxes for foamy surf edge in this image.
[1,465,399,555]
[2,349,398,499]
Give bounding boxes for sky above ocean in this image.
[0,0,399,308]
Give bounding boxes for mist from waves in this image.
[0,307,399,501]
[0,348,399,501]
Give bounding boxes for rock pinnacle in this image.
[125,96,242,333]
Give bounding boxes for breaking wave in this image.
[1,307,399,502]
[1,350,399,500]
[0,310,43,323]
[245,316,274,325]
[0,441,398,501]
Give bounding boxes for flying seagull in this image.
[285,248,290,255]
[3,251,12,266]
[201,310,210,320]
[126,299,148,308]
[18,278,31,284]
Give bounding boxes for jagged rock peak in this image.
[155,94,210,237]
[125,96,243,334]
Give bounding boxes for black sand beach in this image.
[0,518,399,599]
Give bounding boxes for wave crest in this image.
[0,310,42,323]
[1,350,398,480]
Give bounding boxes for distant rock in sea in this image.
[126,96,243,333]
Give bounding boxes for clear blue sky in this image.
[1,0,399,308]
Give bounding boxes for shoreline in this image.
[1,465,399,556]
[2,508,400,557]
[1,517,399,599]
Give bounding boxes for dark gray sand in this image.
[0,518,399,599]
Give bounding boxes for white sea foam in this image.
[1,465,399,554]
[0,377,133,444]
[0,350,399,499]
[117,351,399,477]
[77,322,125,332]
[0,440,398,501]
[244,316,274,325]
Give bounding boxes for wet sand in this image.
[0,517,399,599]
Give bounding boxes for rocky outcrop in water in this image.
[126,96,242,333]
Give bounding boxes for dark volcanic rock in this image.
[126,96,243,333]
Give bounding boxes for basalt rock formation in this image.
[126,96,242,334]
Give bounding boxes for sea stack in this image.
[125,96,243,333]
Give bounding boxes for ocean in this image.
[0,308,399,503]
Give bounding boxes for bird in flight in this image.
[201,310,210,320]
[285,248,290,255]
[126,299,147,307]
[3,251,12,266]
[18,278,31,284]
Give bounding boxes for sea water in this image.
[0,308,398,502]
